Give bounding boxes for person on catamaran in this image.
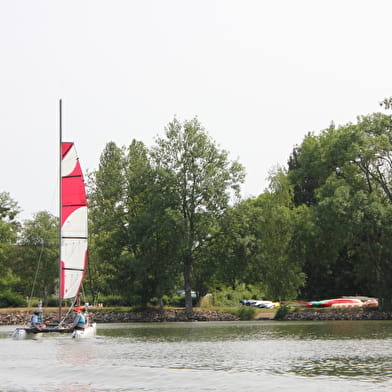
[36,308,45,327]
[29,310,43,330]
[70,307,86,331]
[81,306,90,327]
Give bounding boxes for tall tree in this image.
[255,167,304,300]
[0,192,21,295]
[88,139,183,306]
[15,211,58,304]
[119,140,183,306]
[151,117,245,315]
[87,142,127,299]
[287,112,392,304]
[349,113,392,203]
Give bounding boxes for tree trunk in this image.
[158,297,164,311]
[183,255,193,317]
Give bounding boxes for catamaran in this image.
[13,100,96,340]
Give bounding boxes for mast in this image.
[59,99,63,321]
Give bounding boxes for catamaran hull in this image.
[12,324,97,340]
[72,323,96,339]
[12,328,43,340]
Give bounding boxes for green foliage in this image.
[205,200,262,289]
[236,306,256,320]
[98,295,131,307]
[0,192,21,296]
[252,188,304,300]
[4,109,391,312]
[151,117,245,315]
[209,285,265,307]
[165,294,198,307]
[0,291,25,308]
[274,303,290,320]
[0,192,20,222]
[14,211,58,300]
[45,297,60,307]
[287,112,392,302]
[88,139,184,307]
[87,141,128,298]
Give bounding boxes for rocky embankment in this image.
[283,307,392,321]
[0,309,239,326]
[3,307,392,325]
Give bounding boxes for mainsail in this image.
[60,142,88,300]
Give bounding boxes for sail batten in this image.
[60,142,88,300]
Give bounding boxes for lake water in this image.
[1,320,392,391]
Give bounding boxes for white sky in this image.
[1,0,392,221]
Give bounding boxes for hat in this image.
[73,306,83,312]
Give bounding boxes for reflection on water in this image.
[1,320,392,391]
[97,320,392,342]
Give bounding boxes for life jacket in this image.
[77,314,86,328]
[72,313,86,328]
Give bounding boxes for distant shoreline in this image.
[2,306,391,326]
[0,308,240,325]
[283,307,392,321]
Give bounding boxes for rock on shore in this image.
[0,309,239,326]
[283,307,392,321]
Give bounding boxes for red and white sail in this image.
[60,142,88,299]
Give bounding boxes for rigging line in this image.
[58,297,78,327]
[28,239,45,307]
[81,284,86,303]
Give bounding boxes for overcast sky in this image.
[1,1,391,221]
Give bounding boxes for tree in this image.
[204,200,260,291]
[15,211,58,304]
[87,141,127,299]
[292,178,365,299]
[288,113,392,206]
[206,166,304,301]
[287,112,392,304]
[118,140,183,306]
[88,139,184,307]
[0,192,21,296]
[349,113,392,203]
[151,117,245,315]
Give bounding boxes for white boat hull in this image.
[12,328,43,340]
[71,323,97,339]
[12,323,97,340]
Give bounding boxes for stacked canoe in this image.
[305,298,378,308]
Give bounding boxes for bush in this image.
[0,292,26,308]
[100,295,131,306]
[149,295,170,307]
[236,306,256,320]
[274,303,290,320]
[166,294,198,307]
[45,297,60,307]
[210,285,266,307]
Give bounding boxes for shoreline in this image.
[0,308,240,326]
[2,307,392,326]
[283,307,392,321]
